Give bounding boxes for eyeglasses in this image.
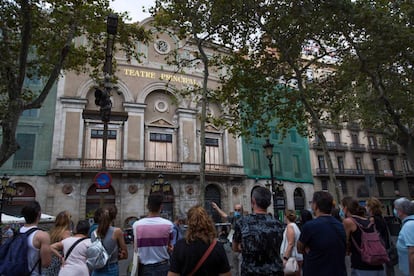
[234,209,241,211]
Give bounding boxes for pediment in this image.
[148,118,175,127]
[205,123,220,132]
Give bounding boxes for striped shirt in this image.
[133,217,173,265]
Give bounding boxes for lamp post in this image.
[95,14,118,170]
[263,139,285,220]
[0,174,17,243]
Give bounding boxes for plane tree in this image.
[215,0,353,202]
[334,0,414,170]
[0,0,150,167]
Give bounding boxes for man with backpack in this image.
[1,201,52,275]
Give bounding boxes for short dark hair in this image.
[313,191,333,214]
[147,193,164,212]
[251,186,271,210]
[76,219,90,235]
[21,201,41,224]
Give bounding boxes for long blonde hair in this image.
[185,205,216,244]
[49,211,71,243]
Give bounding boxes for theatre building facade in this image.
[48,17,246,226]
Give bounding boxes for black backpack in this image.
[0,227,40,276]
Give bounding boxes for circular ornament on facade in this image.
[17,186,26,196]
[232,187,239,195]
[62,184,73,194]
[128,184,138,194]
[186,185,194,195]
[154,39,170,54]
[155,100,169,113]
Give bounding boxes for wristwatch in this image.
[283,256,289,260]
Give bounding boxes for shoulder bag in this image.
[188,239,217,276]
[64,237,88,261]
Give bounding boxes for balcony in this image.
[315,168,365,177]
[54,158,243,176]
[144,161,182,171]
[368,144,398,154]
[205,164,230,173]
[311,141,348,151]
[80,159,123,169]
[350,143,366,152]
[13,160,33,169]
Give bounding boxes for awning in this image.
[1,213,56,224]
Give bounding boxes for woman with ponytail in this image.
[91,205,128,276]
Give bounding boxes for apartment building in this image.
[309,123,414,214]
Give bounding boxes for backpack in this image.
[351,218,390,266]
[86,231,109,270]
[0,227,40,276]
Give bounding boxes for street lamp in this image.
[0,174,17,243]
[95,14,118,170]
[263,139,285,220]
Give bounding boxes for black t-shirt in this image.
[169,239,230,276]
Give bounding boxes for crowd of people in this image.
[1,188,413,276]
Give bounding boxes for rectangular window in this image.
[290,131,297,143]
[293,155,301,177]
[334,132,341,143]
[274,152,282,173]
[250,149,260,174]
[91,129,117,139]
[205,138,219,147]
[318,155,326,169]
[355,157,363,173]
[150,133,172,142]
[22,109,39,118]
[341,180,348,195]
[148,132,173,161]
[271,132,279,141]
[403,159,411,172]
[351,133,359,145]
[321,180,328,191]
[368,135,377,147]
[373,159,380,173]
[337,156,344,172]
[13,134,35,169]
[389,159,395,173]
[89,130,117,160]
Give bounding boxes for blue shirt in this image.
[299,215,347,276]
[397,215,414,275]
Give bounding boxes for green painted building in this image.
[242,127,314,217]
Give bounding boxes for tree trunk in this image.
[198,39,209,204]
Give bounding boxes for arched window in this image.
[294,188,305,210]
[85,185,116,218]
[4,183,36,216]
[204,184,221,223]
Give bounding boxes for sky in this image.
[110,0,155,22]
